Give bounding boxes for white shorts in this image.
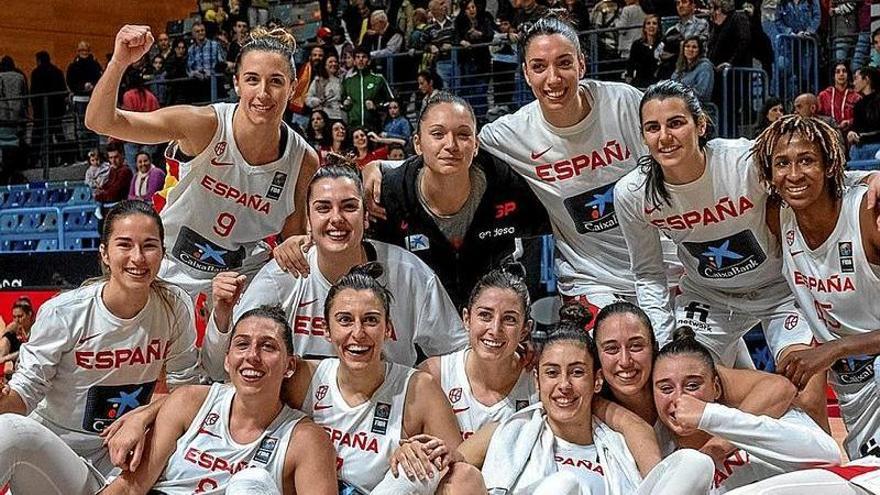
[726,456,880,494]
[675,278,813,367]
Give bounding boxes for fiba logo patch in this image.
[785,230,795,246]
[448,387,462,404]
[784,314,799,330]
[214,141,227,155]
[316,384,329,401]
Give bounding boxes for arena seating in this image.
[0,182,99,253]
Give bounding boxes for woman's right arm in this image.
[613,178,676,344]
[102,386,207,495]
[85,25,216,154]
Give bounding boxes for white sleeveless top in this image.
[439,348,536,439]
[780,184,880,459]
[302,359,416,493]
[153,383,305,494]
[554,437,606,495]
[160,102,307,297]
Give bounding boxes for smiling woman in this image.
[84,24,318,302]
[0,200,201,495]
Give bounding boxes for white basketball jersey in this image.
[160,102,307,297]
[153,383,304,494]
[302,359,415,493]
[203,240,466,374]
[439,348,536,439]
[553,437,606,495]
[478,80,648,296]
[8,282,200,469]
[780,184,880,459]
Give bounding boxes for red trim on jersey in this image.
[822,465,880,480]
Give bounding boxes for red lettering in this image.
[95,351,114,369]
[536,164,554,182]
[495,201,517,219]
[571,155,591,176]
[554,160,573,181]
[198,451,213,469]
[75,351,93,369]
[185,447,198,463]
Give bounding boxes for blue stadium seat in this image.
[36,238,59,251]
[0,213,20,233]
[23,188,48,208]
[38,211,58,233]
[67,186,93,205]
[16,212,41,233]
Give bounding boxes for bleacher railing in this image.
[719,67,769,139]
[772,34,819,103]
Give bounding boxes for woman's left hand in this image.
[667,394,707,436]
[389,434,448,481]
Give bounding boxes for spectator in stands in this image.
[793,92,846,147]
[330,25,356,66]
[0,297,34,380]
[94,142,133,230]
[427,0,458,90]
[771,0,820,99]
[29,51,67,167]
[306,54,346,122]
[387,142,406,159]
[511,0,549,29]
[707,0,752,70]
[672,36,715,101]
[148,32,173,62]
[353,127,406,167]
[84,148,110,192]
[828,0,863,72]
[871,28,880,68]
[165,39,190,105]
[0,57,27,155]
[143,55,168,106]
[455,0,494,115]
[248,0,270,28]
[319,120,352,163]
[616,0,647,60]
[559,0,592,33]
[305,109,331,148]
[490,13,519,110]
[818,62,861,132]
[341,46,394,131]
[754,96,786,136]
[187,21,226,102]
[655,0,709,78]
[625,14,661,88]
[382,99,412,140]
[409,69,441,120]
[849,66,880,160]
[128,150,166,202]
[226,19,249,73]
[66,41,103,153]
[362,10,405,63]
[121,71,161,171]
[344,0,373,45]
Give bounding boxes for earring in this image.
[284,370,294,378]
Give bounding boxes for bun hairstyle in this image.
[467,265,532,324]
[306,153,364,205]
[536,301,599,370]
[236,26,298,78]
[657,326,718,378]
[232,304,295,355]
[323,262,394,322]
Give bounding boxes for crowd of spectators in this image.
[1,0,880,180]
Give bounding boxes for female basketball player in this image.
[281,263,471,494]
[203,159,466,374]
[363,16,676,324]
[100,306,337,494]
[86,25,318,299]
[652,328,842,493]
[0,200,201,494]
[754,115,880,462]
[593,301,807,466]
[420,268,538,439]
[449,304,716,494]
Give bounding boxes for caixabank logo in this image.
[172,226,245,273]
[563,182,618,234]
[682,230,766,279]
[83,381,156,433]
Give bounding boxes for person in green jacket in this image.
[342,46,395,132]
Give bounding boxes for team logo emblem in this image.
[563,182,618,234]
[203,412,220,427]
[839,242,853,257]
[515,400,529,411]
[316,384,329,401]
[784,314,799,330]
[405,234,430,251]
[214,141,227,155]
[448,387,462,404]
[682,230,766,280]
[785,230,795,246]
